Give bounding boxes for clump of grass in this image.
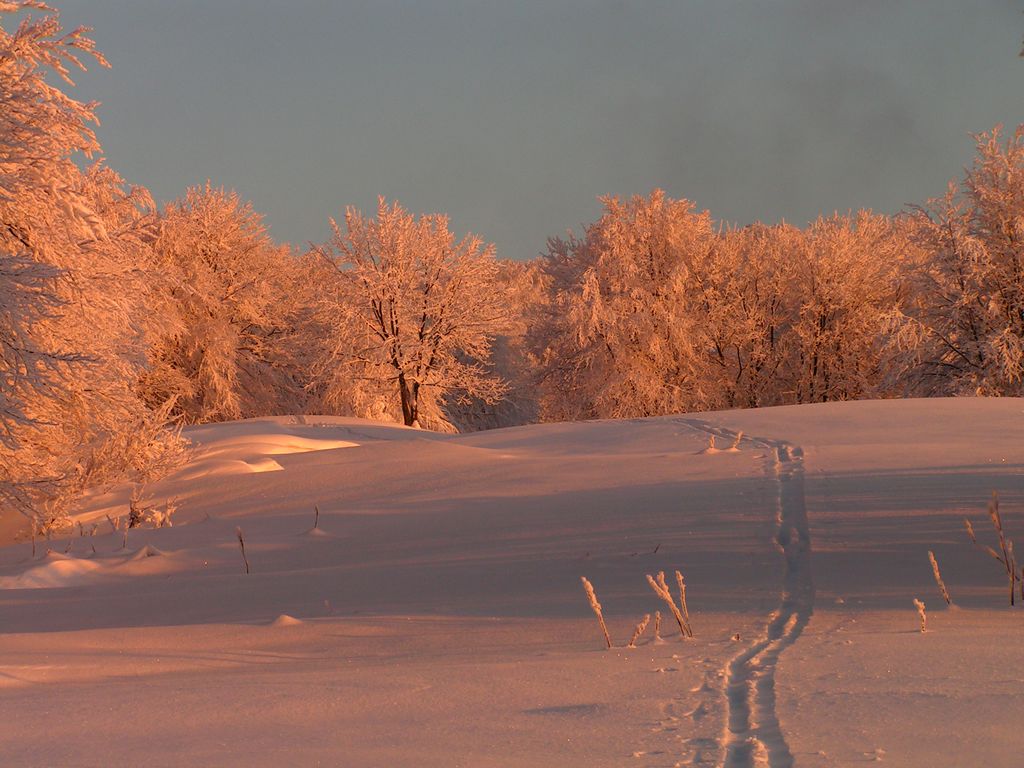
[646,570,693,638]
[964,493,1018,606]
[927,550,952,605]
[580,576,612,649]
[913,598,927,633]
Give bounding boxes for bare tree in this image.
[312,198,507,429]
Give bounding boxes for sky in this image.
[55,0,1024,260]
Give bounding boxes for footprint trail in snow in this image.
[678,419,815,768]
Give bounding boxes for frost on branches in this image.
[533,191,718,420]
[908,126,1024,396]
[310,198,507,429]
[0,3,185,523]
[531,191,915,420]
[140,184,302,424]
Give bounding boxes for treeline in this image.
[3,5,1023,524]
[530,158,1024,419]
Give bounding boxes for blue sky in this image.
[57,0,1024,258]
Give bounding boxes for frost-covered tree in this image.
[141,184,303,423]
[532,192,918,419]
[698,223,796,408]
[0,3,184,521]
[442,258,542,430]
[533,190,718,419]
[311,198,507,429]
[908,126,1024,395]
[785,212,913,403]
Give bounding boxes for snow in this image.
[0,399,1021,766]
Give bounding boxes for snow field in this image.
[0,400,1019,766]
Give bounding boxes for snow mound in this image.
[174,457,283,480]
[244,457,284,473]
[0,554,103,589]
[170,425,359,482]
[270,614,303,627]
[257,436,361,455]
[127,545,164,561]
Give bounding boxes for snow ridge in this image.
[679,420,814,768]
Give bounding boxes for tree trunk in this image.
[397,373,418,427]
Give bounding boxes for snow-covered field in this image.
[0,399,1021,767]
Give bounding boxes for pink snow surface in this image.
[0,399,1021,766]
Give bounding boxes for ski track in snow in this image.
[677,419,814,768]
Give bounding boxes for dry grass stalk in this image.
[580,577,612,649]
[675,570,691,629]
[707,434,717,451]
[927,550,952,605]
[628,614,651,648]
[314,505,320,529]
[913,598,927,633]
[730,431,744,450]
[654,610,662,641]
[237,526,250,574]
[646,570,693,638]
[30,521,37,559]
[965,493,1018,606]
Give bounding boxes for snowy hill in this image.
[0,399,1021,767]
